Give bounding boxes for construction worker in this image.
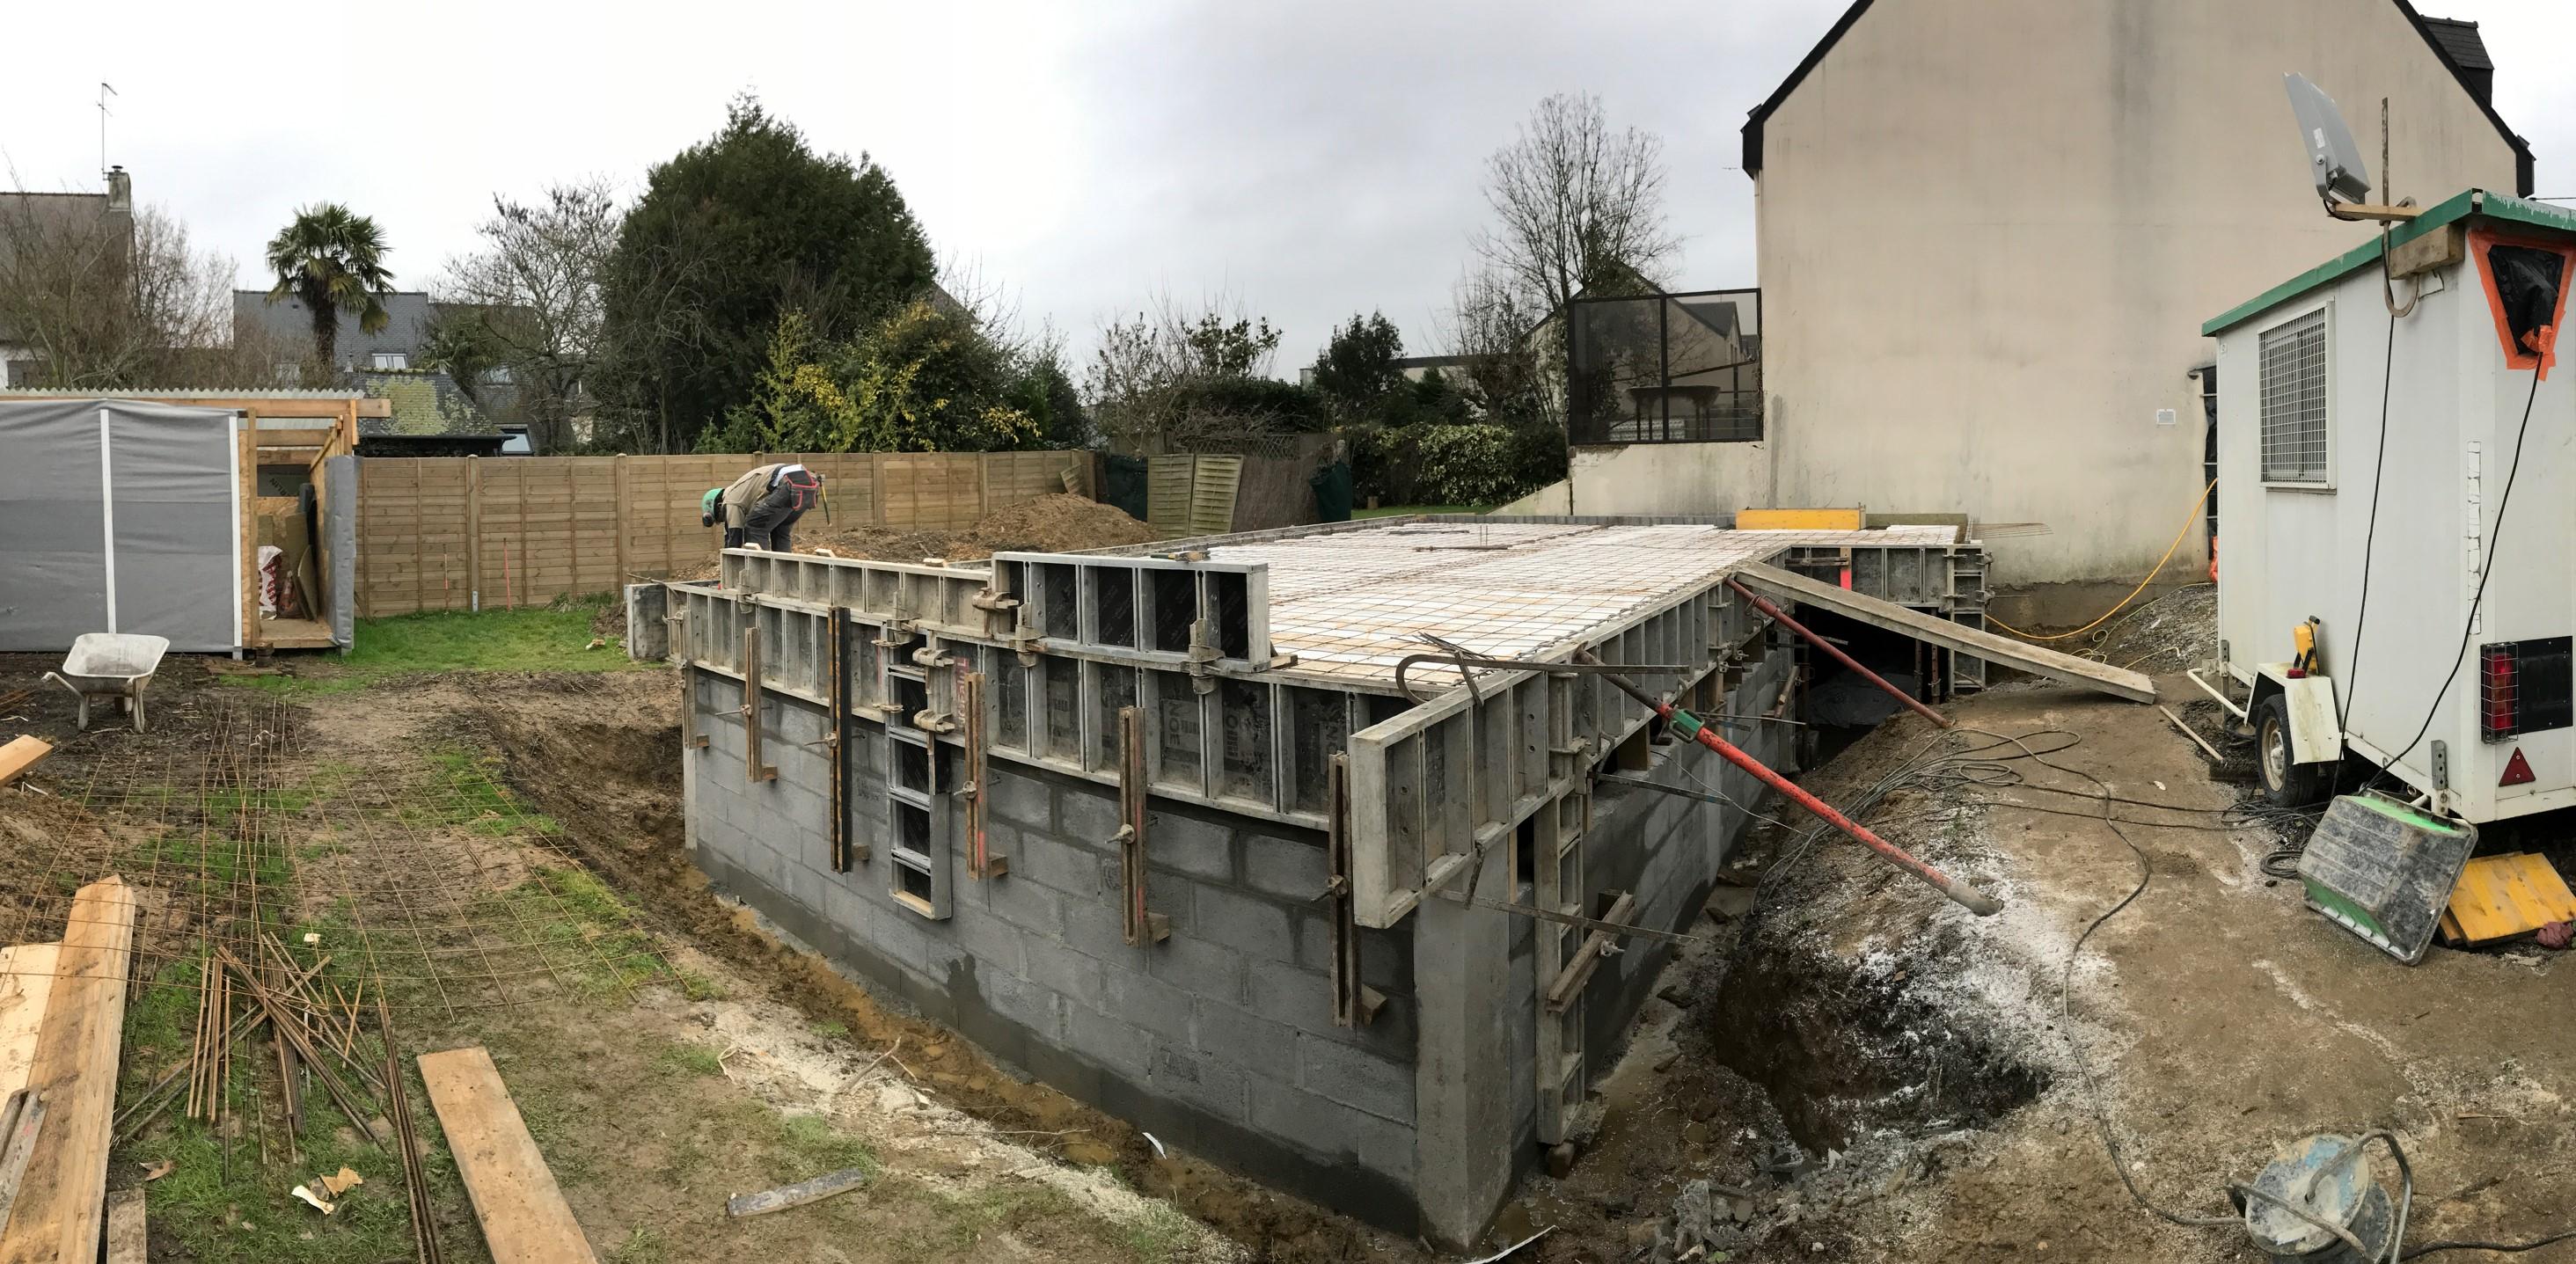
[706,463,823,552]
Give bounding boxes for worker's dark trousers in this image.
[723,527,747,549]
[742,506,805,552]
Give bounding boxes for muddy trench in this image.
[1698,917,2048,1158]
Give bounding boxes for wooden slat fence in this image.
[355,449,1094,617]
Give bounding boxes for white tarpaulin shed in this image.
[0,398,245,652]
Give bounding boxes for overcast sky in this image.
[5,0,2573,375]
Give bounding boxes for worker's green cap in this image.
[701,488,722,512]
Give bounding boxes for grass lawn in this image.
[1354,503,1493,518]
[238,596,650,695]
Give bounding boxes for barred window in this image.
[2259,310,2330,484]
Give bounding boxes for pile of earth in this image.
[672,493,1155,581]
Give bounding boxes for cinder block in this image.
[1248,1076,1415,1180]
[1058,893,1135,961]
[1246,958,1416,1062]
[1059,783,1120,844]
[1024,945,1103,1003]
[1360,927,1413,995]
[1144,811,1236,881]
[1144,933,1249,1007]
[1241,832,1329,902]
[1297,1033,1415,1125]
[1015,833,1109,900]
[976,966,1065,1041]
[1066,1004,1153,1078]
[955,912,1028,975]
[824,878,876,942]
[1191,888,1296,964]
[980,871,1065,939]
[1148,1041,1249,1122]
[1189,997,1299,1084]
[986,769,1054,829]
[1101,968,1195,1042]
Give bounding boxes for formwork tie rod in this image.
[1576,651,2002,917]
[1723,576,1952,730]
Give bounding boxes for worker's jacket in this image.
[719,464,788,529]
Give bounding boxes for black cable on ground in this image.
[2403,1230,2576,1258]
[2369,363,2548,783]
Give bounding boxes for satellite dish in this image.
[2285,73,2374,204]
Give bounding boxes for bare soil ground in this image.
[11,584,2571,1264]
[1507,677,2576,1264]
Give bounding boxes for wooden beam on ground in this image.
[0,876,137,1264]
[103,1188,145,1264]
[0,945,61,1103]
[1732,561,2157,705]
[0,738,49,789]
[418,1046,599,1264]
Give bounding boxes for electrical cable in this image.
[2331,303,2405,733]
[2367,362,2548,783]
[1987,479,2217,641]
[2403,1230,2576,1258]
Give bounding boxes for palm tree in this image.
[264,203,393,370]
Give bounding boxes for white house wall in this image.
[1750,0,2519,584]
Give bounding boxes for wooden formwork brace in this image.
[826,608,852,872]
[1544,891,1638,1012]
[1324,754,1384,1027]
[1115,706,1169,945]
[962,672,1005,879]
[741,623,776,784]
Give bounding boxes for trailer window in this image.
[2259,310,2330,485]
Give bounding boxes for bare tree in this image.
[435,179,620,451]
[1443,266,1562,427]
[1469,92,1679,397]
[0,186,286,390]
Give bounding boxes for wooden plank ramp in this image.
[103,1188,145,1264]
[1732,561,2157,705]
[0,738,48,789]
[0,945,60,1105]
[419,1046,598,1264]
[0,876,136,1264]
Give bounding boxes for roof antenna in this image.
[97,83,116,181]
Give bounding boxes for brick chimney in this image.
[105,165,130,212]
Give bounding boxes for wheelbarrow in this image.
[42,633,172,733]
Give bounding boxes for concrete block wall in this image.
[1452,639,1797,1242]
[684,668,1424,1229]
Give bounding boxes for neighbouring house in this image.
[234,289,531,451]
[0,168,135,388]
[351,368,528,457]
[1531,0,2529,597]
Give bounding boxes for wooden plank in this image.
[0,875,137,1264]
[0,946,59,1103]
[0,738,49,789]
[103,1188,144,1264]
[1733,562,2156,704]
[2443,852,2576,946]
[418,1046,599,1264]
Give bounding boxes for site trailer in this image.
[2203,189,2576,822]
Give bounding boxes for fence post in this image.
[465,457,484,612]
[613,454,632,592]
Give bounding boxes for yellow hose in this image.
[1987,478,2217,641]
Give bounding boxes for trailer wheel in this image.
[2254,693,2328,807]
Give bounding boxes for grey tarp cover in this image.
[0,398,240,652]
